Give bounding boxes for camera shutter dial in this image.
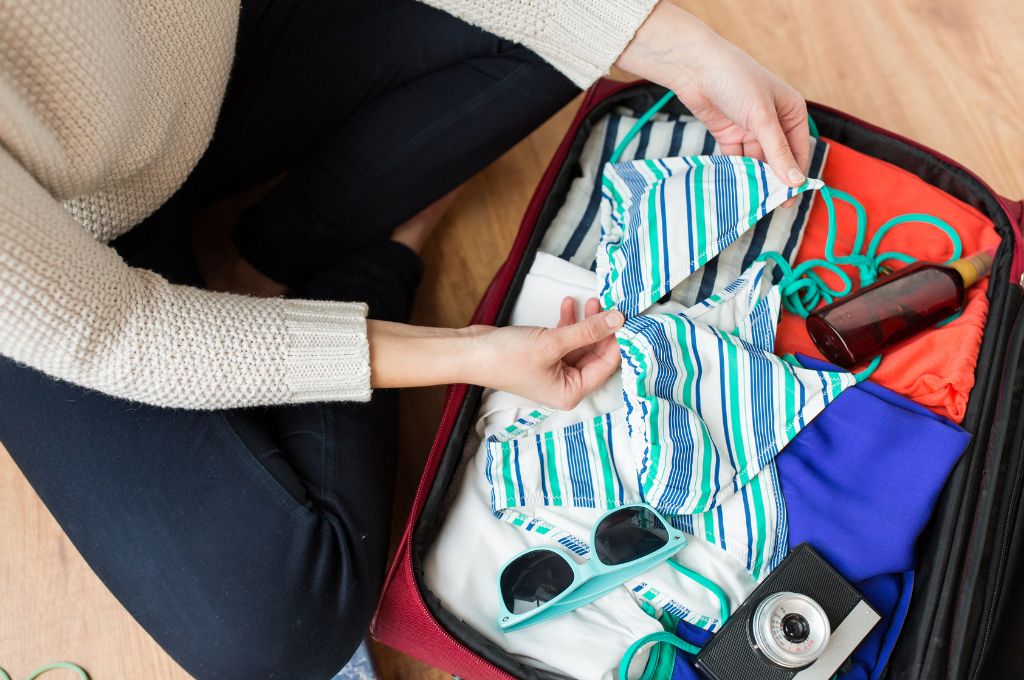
[751,592,831,668]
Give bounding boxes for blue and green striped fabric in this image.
[617,260,855,520]
[495,509,592,557]
[596,155,820,318]
[485,410,637,512]
[486,155,854,582]
[539,110,829,298]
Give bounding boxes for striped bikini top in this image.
[486,155,854,530]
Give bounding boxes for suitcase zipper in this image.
[805,100,1024,680]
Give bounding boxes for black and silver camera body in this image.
[694,543,880,680]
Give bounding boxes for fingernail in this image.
[787,167,805,185]
[605,311,624,328]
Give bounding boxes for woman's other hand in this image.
[368,297,623,410]
[466,296,623,410]
[615,1,810,193]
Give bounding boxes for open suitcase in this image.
[372,79,1024,680]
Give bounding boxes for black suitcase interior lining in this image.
[411,83,1024,680]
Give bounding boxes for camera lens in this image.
[751,592,831,669]
[781,613,810,643]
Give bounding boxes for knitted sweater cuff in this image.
[283,299,372,403]
[544,1,659,87]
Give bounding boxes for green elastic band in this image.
[666,558,731,623]
[787,352,880,383]
[610,90,676,164]
[853,355,883,383]
[620,632,701,680]
[636,612,680,680]
[0,663,89,680]
[622,558,731,679]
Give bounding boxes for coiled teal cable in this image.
[0,663,89,680]
[621,631,701,680]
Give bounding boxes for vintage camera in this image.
[694,544,880,680]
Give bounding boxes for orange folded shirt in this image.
[775,139,1001,423]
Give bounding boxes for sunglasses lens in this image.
[500,550,575,615]
[594,506,669,565]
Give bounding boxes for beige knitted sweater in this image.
[0,0,658,409]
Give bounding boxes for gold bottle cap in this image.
[951,249,995,288]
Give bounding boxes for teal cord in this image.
[666,558,730,623]
[636,627,665,680]
[621,559,730,679]
[619,632,702,680]
[610,90,676,165]
[758,184,962,382]
[0,663,89,680]
[757,187,961,319]
[636,610,680,680]
[853,355,883,383]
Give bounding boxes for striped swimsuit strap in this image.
[629,580,722,632]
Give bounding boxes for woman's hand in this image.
[368,297,624,410]
[466,297,624,409]
[615,1,810,191]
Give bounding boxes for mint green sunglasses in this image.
[497,503,686,631]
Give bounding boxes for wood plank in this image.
[2,1,1021,678]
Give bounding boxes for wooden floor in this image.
[2,1,1022,678]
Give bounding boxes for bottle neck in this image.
[950,249,995,288]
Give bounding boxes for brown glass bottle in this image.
[806,250,994,368]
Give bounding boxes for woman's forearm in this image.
[366,301,623,410]
[615,1,714,93]
[367,319,480,388]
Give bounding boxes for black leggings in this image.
[0,1,577,678]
